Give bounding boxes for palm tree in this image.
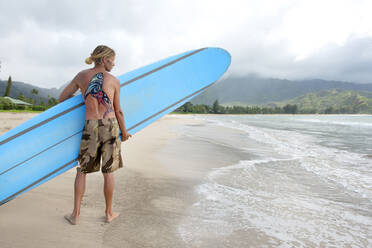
[4,76,12,97]
[31,88,39,104]
[31,89,38,95]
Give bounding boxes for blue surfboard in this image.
[0,47,231,205]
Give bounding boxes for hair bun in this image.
[85,56,93,65]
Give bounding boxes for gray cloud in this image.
[284,36,372,83]
[316,37,372,82]
[0,0,371,88]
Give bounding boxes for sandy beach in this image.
[0,112,252,248]
[2,113,371,248]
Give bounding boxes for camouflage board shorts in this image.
[77,118,123,173]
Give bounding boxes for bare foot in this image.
[64,214,78,225]
[106,212,120,223]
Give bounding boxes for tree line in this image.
[174,100,299,114]
[0,94,58,111]
[173,100,360,114]
[1,75,58,111]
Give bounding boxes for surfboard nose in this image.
[202,47,232,80]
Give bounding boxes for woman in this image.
[58,45,131,225]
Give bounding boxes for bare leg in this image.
[65,169,86,225]
[103,172,120,223]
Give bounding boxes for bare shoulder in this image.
[103,72,120,86]
[76,69,90,79]
[69,70,84,84]
[103,71,116,79]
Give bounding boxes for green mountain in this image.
[272,89,372,114]
[191,75,372,106]
[2,75,372,113]
[0,80,68,105]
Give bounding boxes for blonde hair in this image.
[85,45,115,65]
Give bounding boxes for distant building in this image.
[3,96,32,106]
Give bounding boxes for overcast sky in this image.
[0,0,372,88]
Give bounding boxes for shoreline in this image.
[0,110,44,113]
[1,109,371,116]
[1,113,370,247]
[172,113,372,116]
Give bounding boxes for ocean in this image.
[176,115,372,248]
